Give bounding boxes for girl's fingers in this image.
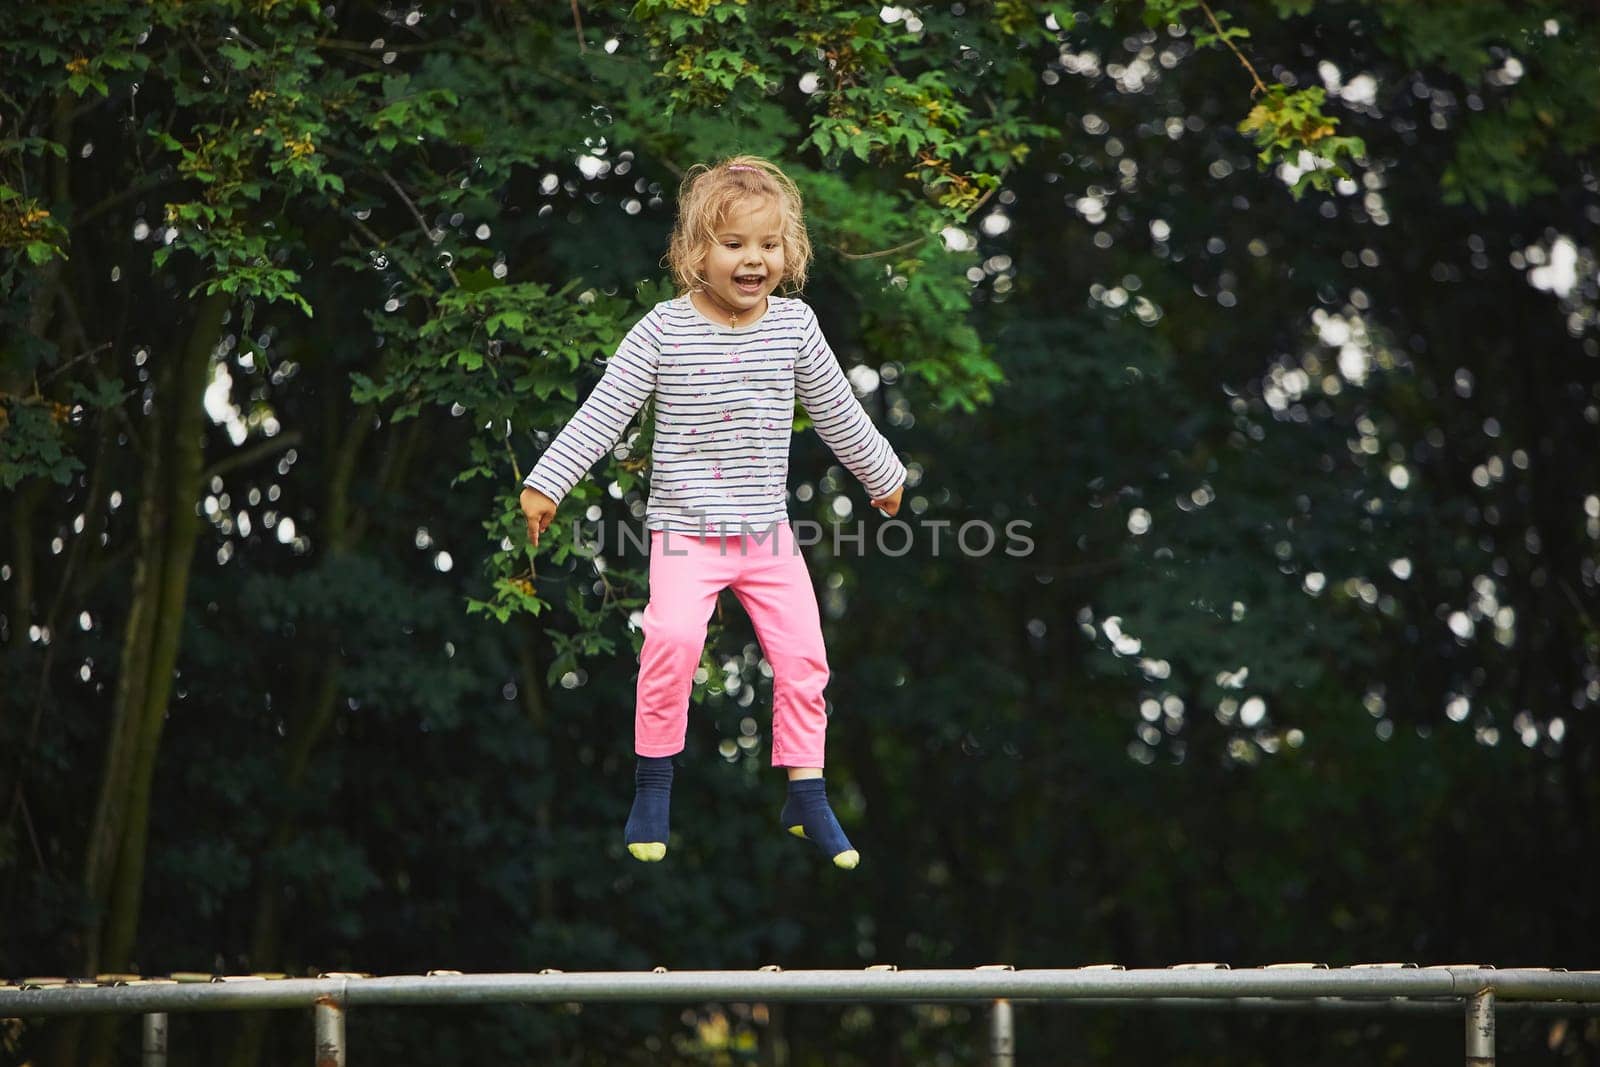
[523,509,552,544]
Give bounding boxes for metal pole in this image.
[1466,988,1494,1067]
[314,997,345,1067]
[5,968,1599,1017]
[140,1013,168,1067]
[990,998,1014,1067]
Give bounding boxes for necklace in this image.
[698,289,757,329]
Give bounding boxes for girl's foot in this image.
[780,777,859,869]
[624,755,674,861]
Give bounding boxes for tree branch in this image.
[833,162,1010,261]
[571,0,588,54]
[75,174,175,228]
[835,234,931,262]
[198,429,304,485]
[1196,0,1269,97]
[323,146,461,289]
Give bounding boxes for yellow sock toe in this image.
[627,842,666,862]
[832,849,860,870]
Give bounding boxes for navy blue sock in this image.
[623,755,674,862]
[779,777,859,869]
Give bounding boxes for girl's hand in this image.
[519,486,557,547]
[870,483,904,518]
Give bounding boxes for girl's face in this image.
[699,197,786,315]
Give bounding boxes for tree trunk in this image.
[517,631,557,923]
[222,666,340,1067]
[1,483,41,782]
[1,86,73,765]
[224,409,408,1067]
[64,287,230,1067]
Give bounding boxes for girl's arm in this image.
[793,304,907,501]
[523,310,661,505]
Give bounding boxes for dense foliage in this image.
[3,1,1597,1063]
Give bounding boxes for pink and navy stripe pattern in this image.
[523,294,906,535]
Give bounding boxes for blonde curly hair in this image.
[664,154,812,296]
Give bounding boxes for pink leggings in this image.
[635,520,830,767]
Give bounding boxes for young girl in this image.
[518,155,905,869]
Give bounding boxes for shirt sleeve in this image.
[522,308,660,505]
[793,303,907,500]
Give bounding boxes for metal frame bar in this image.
[314,997,345,1067]
[990,999,1014,1067]
[1467,988,1495,1067]
[140,1012,167,1067]
[4,967,1597,1014]
[6,968,1598,1066]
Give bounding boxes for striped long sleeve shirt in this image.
[523,293,906,536]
